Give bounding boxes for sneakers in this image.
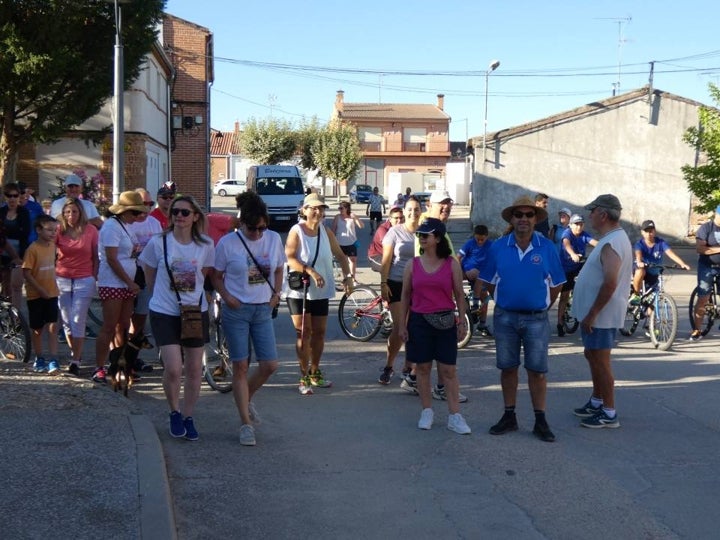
[308,369,332,388]
[248,401,261,425]
[431,385,468,403]
[557,324,565,337]
[489,411,518,435]
[139,335,154,349]
[629,294,642,306]
[32,356,47,373]
[581,410,620,429]
[573,400,602,418]
[183,417,199,441]
[476,325,493,338]
[67,362,80,376]
[135,359,154,373]
[91,367,107,384]
[378,366,394,385]
[47,359,60,375]
[239,424,256,446]
[688,330,702,341]
[532,421,556,442]
[169,411,186,438]
[447,413,471,434]
[298,376,314,395]
[418,408,434,430]
[400,376,418,395]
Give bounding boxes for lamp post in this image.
[482,59,500,164]
[108,0,131,203]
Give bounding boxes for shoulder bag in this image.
[163,234,204,342]
[235,231,279,318]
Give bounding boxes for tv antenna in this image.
[595,16,632,95]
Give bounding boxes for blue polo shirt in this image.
[481,232,566,311]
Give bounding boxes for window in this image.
[359,127,382,151]
[403,128,426,151]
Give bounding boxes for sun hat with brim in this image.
[417,217,446,237]
[501,195,548,223]
[569,214,584,225]
[585,194,622,212]
[108,191,148,215]
[303,193,328,208]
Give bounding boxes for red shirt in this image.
[150,208,168,230]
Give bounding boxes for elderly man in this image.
[50,174,103,229]
[150,184,175,229]
[572,194,632,428]
[480,195,565,442]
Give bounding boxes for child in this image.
[457,225,493,336]
[22,215,60,374]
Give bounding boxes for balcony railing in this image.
[403,142,426,152]
[360,141,381,151]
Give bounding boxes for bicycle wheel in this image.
[562,304,579,335]
[618,305,639,336]
[338,286,383,341]
[204,319,233,393]
[688,287,716,336]
[0,304,31,362]
[649,293,678,351]
[456,311,472,349]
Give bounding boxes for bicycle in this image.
[560,258,586,336]
[203,292,233,393]
[619,264,680,351]
[688,265,720,337]
[0,297,31,363]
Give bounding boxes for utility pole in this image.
[595,16,632,96]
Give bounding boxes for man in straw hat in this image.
[571,194,632,429]
[480,195,565,442]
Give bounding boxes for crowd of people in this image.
[5,176,715,444]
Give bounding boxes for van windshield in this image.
[256,177,304,195]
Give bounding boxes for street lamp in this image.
[482,59,500,163]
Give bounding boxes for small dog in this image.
[107,334,143,397]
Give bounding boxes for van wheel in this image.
[218,189,227,197]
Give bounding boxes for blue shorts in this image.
[222,303,277,362]
[405,311,457,365]
[696,262,720,296]
[493,306,549,373]
[581,327,617,350]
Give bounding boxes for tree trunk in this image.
[0,133,18,189]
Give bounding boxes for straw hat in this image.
[501,195,548,223]
[108,191,148,215]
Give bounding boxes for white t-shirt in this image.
[214,230,285,303]
[128,215,162,252]
[333,216,357,247]
[139,233,215,316]
[285,223,335,301]
[50,197,100,221]
[97,217,138,288]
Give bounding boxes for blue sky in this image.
[166,0,720,141]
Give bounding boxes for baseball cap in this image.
[585,194,622,212]
[569,214,584,224]
[641,220,656,230]
[303,192,328,208]
[64,174,82,186]
[429,190,453,204]
[417,217,446,236]
[559,207,572,217]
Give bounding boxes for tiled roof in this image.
[210,131,238,155]
[340,103,450,121]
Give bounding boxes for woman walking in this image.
[398,217,470,434]
[377,195,422,386]
[93,191,146,384]
[331,201,363,281]
[285,193,352,395]
[212,192,284,446]
[140,195,214,440]
[56,199,98,375]
[0,183,31,308]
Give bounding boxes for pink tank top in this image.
[410,257,455,313]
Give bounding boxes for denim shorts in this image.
[581,327,617,350]
[222,303,277,362]
[493,306,549,373]
[696,262,720,296]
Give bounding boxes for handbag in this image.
[287,226,322,291]
[235,231,279,319]
[163,234,204,342]
[422,310,456,330]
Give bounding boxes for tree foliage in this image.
[0,0,166,184]
[237,117,296,164]
[682,82,720,213]
[295,116,323,171]
[311,120,362,185]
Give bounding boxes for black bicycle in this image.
[688,266,720,337]
[203,293,233,393]
[0,297,31,363]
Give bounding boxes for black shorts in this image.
[562,270,580,292]
[369,211,382,223]
[149,309,210,348]
[286,297,329,317]
[27,297,59,330]
[340,244,357,257]
[405,311,457,365]
[386,279,403,305]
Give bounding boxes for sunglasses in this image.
[416,232,434,238]
[159,195,174,200]
[512,211,536,219]
[130,210,146,217]
[246,225,268,232]
[143,201,155,207]
[171,208,193,217]
[4,193,19,198]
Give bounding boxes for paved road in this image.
[128,197,719,538]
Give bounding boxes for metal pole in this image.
[482,70,490,163]
[112,1,124,203]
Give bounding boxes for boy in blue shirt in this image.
[458,225,493,334]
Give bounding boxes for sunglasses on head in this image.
[512,210,536,219]
[4,193,19,198]
[171,208,193,217]
[246,224,268,232]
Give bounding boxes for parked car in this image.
[213,179,246,197]
[414,191,431,211]
[349,184,374,204]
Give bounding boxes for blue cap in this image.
[417,217,446,236]
[716,204,720,214]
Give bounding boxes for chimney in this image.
[335,90,345,114]
[437,94,445,110]
[234,121,240,133]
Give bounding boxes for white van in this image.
[246,165,305,227]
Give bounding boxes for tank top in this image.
[410,257,455,314]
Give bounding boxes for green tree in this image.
[296,116,323,170]
[0,0,166,185]
[682,82,720,213]
[312,120,362,198]
[238,117,296,164]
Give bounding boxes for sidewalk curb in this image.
[130,413,178,540]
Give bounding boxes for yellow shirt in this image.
[22,241,59,300]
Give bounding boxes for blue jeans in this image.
[222,303,277,362]
[493,306,549,373]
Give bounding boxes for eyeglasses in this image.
[512,211,536,219]
[130,210,146,217]
[159,195,174,200]
[171,208,193,217]
[246,225,268,232]
[4,193,19,198]
[143,201,155,207]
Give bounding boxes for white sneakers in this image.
[418,409,472,435]
[418,408,434,430]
